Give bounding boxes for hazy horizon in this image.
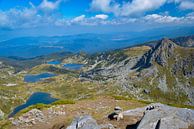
[1,0,194,41]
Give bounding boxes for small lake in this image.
[9,92,58,117]
[63,64,84,70]
[24,73,57,83]
[48,60,61,65]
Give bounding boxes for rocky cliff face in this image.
[81,36,194,105]
[133,38,178,70]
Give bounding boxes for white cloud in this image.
[1,0,194,29]
[91,0,167,16]
[39,0,62,11]
[168,0,194,10]
[1,7,194,29]
[94,14,109,20]
[186,12,194,21]
[144,14,182,23]
[91,0,111,12]
[120,0,166,16]
[0,0,66,29]
[91,0,194,16]
[70,14,111,26]
[72,15,86,22]
[0,7,54,29]
[179,1,194,10]
[91,0,120,16]
[0,12,10,28]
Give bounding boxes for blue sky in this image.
[0,0,194,39]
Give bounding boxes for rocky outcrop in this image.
[172,55,194,78]
[133,38,177,70]
[66,115,115,129]
[152,39,177,66]
[10,106,67,128]
[8,103,194,129]
[11,109,45,126]
[65,103,194,129]
[124,103,194,129]
[66,115,100,129]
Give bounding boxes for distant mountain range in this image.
[1,26,194,58]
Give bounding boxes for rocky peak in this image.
[152,38,177,66]
[133,38,177,70]
[159,38,177,47]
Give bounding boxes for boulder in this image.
[57,115,114,129]
[123,107,145,118]
[66,115,100,129]
[124,103,194,129]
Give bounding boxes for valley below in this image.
[0,35,194,129]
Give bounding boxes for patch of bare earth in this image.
[10,96,145,129]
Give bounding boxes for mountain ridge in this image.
[133,38,178,70]
[80,36,194,105]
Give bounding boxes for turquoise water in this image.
[48,60,61,65]
[24,73,57,83]
[63,64,84,70]
[9,92,58,117]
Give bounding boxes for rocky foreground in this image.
[10,103,194,129]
